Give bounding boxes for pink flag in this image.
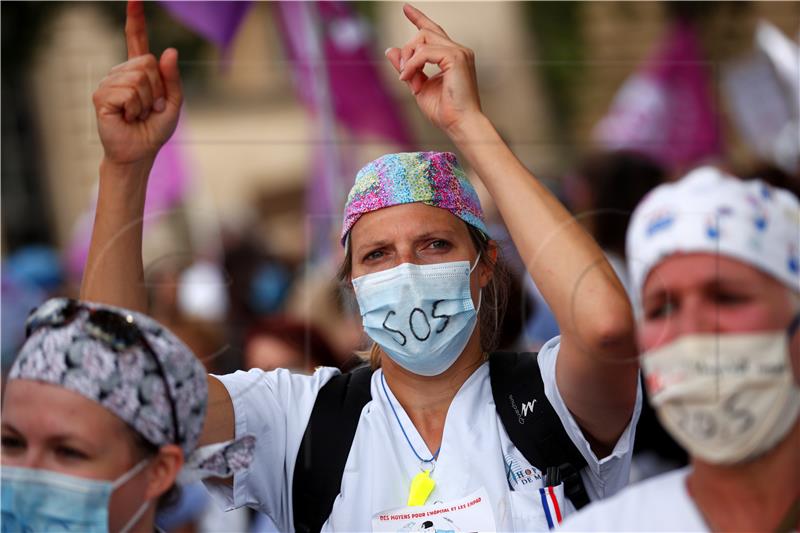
[272,1,412,147]
[272,2,413,258]
[161,1,411,145]
[593,19,721,171]
[160,1,252,52]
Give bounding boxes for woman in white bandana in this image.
[563,166,800,532]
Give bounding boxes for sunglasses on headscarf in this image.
[25,298,181,443]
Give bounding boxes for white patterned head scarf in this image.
[626,166,800,309]
[10,298,253,480]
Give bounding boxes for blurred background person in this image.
[563,167,800,531]
[1,245,69,377]
[525,149,668,350]
[243,315,344,373]
[562,150,667,297]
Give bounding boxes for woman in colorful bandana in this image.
[1,298,254,533]
[562,167,800,531]
[83,2,640,530]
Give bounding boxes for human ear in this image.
[479,240,498,288]
[144,444,183,501]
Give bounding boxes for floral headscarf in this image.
[9,298,253,481]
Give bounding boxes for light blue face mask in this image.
[352,255,481,376]
[1,460,150,533]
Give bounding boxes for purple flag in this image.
[144,126,189,214]
[272,2,413,258]
[593,19,721,171]
[160,1,252,51]
[161,1,410,144]
[273,1,412,147]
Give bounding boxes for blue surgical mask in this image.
[352,255,481,376]
[1,460,150,533]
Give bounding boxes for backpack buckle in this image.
[557,462,590,509]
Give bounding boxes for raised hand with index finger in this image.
[385,4,482,137]
[93,0,182,166]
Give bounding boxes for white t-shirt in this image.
[561,467,708,531]
[206,336,642,531]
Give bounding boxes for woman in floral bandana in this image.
[82,2,640,530]
[1,298,253,532]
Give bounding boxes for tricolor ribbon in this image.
[538,485,563,529]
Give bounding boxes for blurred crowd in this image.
[5,148,798,531]
[2,2,799,532]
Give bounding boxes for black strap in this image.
[292,365,373,533]
[489,351,590,509]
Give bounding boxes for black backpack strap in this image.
[490,352,590,510]
[292,365,374,533]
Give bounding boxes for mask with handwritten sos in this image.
[641,314,800,464]
[352,256,481,376]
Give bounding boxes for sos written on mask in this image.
[641,313,800,465]
[352,255,482,377]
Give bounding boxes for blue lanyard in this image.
[380,372,441,464]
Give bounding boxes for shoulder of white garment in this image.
[211,365,342,409]
[204,365,342,529]
[560,467,707,531]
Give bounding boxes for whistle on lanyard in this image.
[407,469,436,506]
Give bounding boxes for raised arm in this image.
[386,5,638,455]
[83,1,234,448]
[82,0,180,311]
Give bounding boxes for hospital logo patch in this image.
[504,453,543,488]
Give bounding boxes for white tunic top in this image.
[206,336,642,531]
[561,467,708,531]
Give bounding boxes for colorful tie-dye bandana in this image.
[341,152,489,246]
